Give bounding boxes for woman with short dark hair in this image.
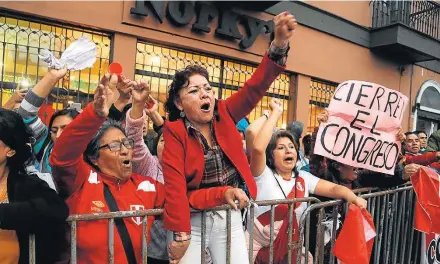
[162,11,297,264]
[0,108,68,264]
[248,98,367,263]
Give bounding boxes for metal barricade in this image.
[27,185,420,264]
[246,197,322,264]
[67,209,163,264]
[297,185,418,264]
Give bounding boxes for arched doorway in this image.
[413,80,440,136]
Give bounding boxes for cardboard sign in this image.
[314,80,408,175]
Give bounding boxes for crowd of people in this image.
[0,10,436,264]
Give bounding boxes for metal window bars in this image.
[308,78,338,134]
[27,184,419,264]
[0,11,111,122]
[135,41,292,127]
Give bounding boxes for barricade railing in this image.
[28,185,418,264]
[297,185,417,264]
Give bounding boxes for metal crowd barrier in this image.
[297,184,418,264]
[28,185,419,264]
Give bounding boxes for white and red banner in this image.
[332,205,376,264]
[314,80,408,175]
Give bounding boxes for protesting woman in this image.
[248,98,367,263]
[162,11,296,264]
[50,74,164,264]
[308,109,407,263]
[125,94,167,263]
[0,108,68,264]
[17,67,79,189]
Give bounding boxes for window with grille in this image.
[0,12,111,121]
[307,78,338,133]
[135,41,292,128]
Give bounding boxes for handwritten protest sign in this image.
[314,80,408,174]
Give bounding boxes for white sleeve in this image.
[254,166,272,184]
[299,171,320,194]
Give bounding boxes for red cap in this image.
[109,62,123,80]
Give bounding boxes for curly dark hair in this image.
[165,65,209,122]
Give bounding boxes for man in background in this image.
[416,130,428,153]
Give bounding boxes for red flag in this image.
[332,205,376,264]
[411,167,440,234]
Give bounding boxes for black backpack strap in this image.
[103,184,137,264]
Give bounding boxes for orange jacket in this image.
[162,54,285,232]
[50,103,164,264]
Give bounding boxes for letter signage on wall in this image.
[130,1,274,49]
[314,80,409,175]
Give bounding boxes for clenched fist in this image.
[273,11,297,48]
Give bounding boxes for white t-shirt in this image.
[254,166,320,223]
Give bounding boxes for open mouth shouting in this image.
[200,102,211,113]
[284,157,295,164]
[121,159,131,169]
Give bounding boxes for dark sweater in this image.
[0,171,69,264]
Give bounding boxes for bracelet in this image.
[263,113,270,119]
[173,231,192,242]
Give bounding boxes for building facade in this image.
[1,1,440,135]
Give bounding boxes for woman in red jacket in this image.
[50,74,164,264]
[162,11,297,264]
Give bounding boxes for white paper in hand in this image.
[38,36,97,71]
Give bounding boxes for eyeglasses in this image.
[99,139,134,152]
[184,84,214,97]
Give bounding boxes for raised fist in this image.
[273,11,297,48]
[269,98,284,114]
[131,79,150,104]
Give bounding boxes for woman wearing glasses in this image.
[162,11,297,264]
[50,74,165,264]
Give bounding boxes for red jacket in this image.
[50,103,165,264]
[404,152,440,171]
[162,54,285,232]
